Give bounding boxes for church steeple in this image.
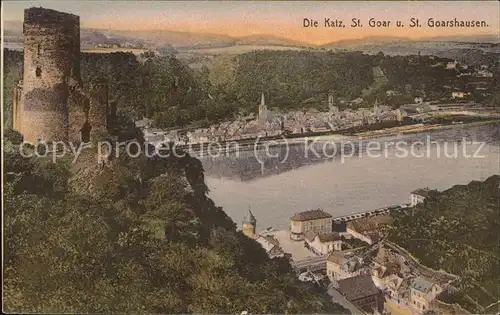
[243,208,256,224]
[242,207,257,238]
[374,99,380,122]
[258,93,268,121]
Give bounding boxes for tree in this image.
[4,128,24,145]
[141,50,156,59]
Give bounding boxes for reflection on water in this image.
[202,124,500,181]
[202,124,500,229]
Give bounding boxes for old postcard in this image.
[2,1,499,314]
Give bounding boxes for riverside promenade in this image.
[332,204,408,224]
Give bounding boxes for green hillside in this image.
[3,130,348,314]
[389,176,500,313]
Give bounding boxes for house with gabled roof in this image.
[409,188,439,206]
[409,276,442,314]
[304,231,342,255]
[327,249,369,281]
[254,234,285,259]
[337,274,381,314]
[346,214,393,245]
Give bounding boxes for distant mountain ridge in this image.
[3,20,311,49]
[3,19,498,50]
[320,36,413,48]
[234,34,310,47]
[320,34,500,49]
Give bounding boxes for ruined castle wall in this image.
[88,82,109,141]
[67,82,109,144]
[68,89,89,143]
[14,83,23,130]
[20,8,80,143]
[12,85,19,130]
[108,100,117,130]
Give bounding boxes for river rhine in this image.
[201,124,500,230]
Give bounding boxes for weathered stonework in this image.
[19,8,80,142]
[13,7,112,144]
[12,82,23,130]
[88,82,109,141]
[68,87,90,143]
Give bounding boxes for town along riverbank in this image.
[351,118,499,141]
[184,113,500,156]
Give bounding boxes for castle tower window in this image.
[35,67,42,77]
[36,43,43,55]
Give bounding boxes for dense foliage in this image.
[3,48,23,128]
[3,48,499,130]
[388,176,500,313]
[3,131,347,314]
[225,50,374,111]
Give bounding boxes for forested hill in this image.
[4,48,499,130]
[389,175,500,313]
[228,50,374,110]
[3,130,349,314]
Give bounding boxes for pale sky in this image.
[3,1,499,45]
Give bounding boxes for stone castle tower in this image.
[242,209,257,238]
[13,7,112,143]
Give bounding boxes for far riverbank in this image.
[351,119,500,141]
[254,119,500,147]
[186,117,499,156]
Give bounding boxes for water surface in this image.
[202,124,500,229]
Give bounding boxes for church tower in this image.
[328,94,338,113]
[328,94,334,108]
[242,208,257,238]
[258,92,267,121]
[374,99,380,122]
